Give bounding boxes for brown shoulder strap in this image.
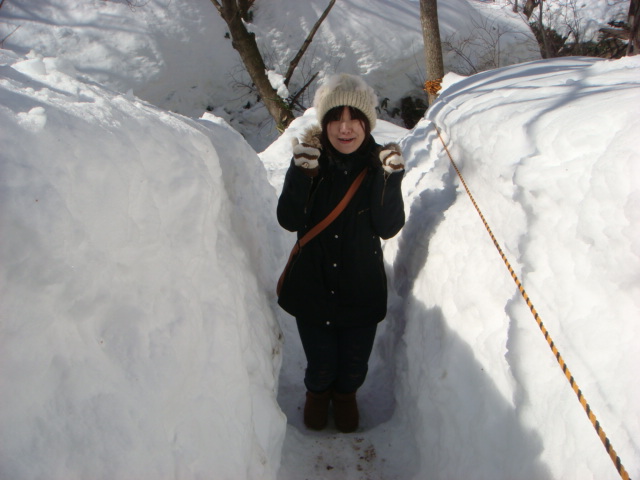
[298,167,367,248]
[277,168,367,296]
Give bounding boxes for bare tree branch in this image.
[284,0,336,87]
[102,0,151,9]
[599,26,630,39]
[209,0,222,15]
[288,71,319,109]
[211,0,295,130]
[1,25,20,47]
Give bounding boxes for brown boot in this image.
[332,391,359,433]
[304,390,331,430]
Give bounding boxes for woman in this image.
[277,73,405,432]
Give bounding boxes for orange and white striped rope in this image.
[434,125,631,480]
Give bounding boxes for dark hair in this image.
[320,106,371,150]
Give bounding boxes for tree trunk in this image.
[420,0,445,106]
[236,0,254,21]
[211,0,295,131]
[524,0,537,18]
[629,0,640,55]
[538,0,553,58]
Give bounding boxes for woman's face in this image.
[326,106,366,154]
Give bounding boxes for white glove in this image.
[379,143,404,174]
[292,138,320,170]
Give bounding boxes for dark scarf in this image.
[322,135,376,174]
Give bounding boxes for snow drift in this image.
[1,0,540,149]
[0,49,286,479]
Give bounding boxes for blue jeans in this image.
[295,319,378,394]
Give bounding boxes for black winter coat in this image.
[277,132,405,327]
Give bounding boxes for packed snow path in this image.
[268,117,418,479]
[276,307,411,480]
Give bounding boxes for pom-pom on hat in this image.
[313,73,378,130]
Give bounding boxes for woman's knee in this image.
[304,362,337,393]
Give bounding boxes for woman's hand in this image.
[379,144,405,174]
[292,138,320,170]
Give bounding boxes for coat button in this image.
[333,263,337,268]
[326,321,331,326]
[334,234,339,239]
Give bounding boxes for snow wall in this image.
[0,50,287,479]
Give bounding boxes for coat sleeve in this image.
[277,159,316,233]
[370,167,405,239]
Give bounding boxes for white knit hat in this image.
[313,73,378,130]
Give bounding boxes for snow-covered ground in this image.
[1,0,638,479]
[1,0,542,150]
[533,0,630,42]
